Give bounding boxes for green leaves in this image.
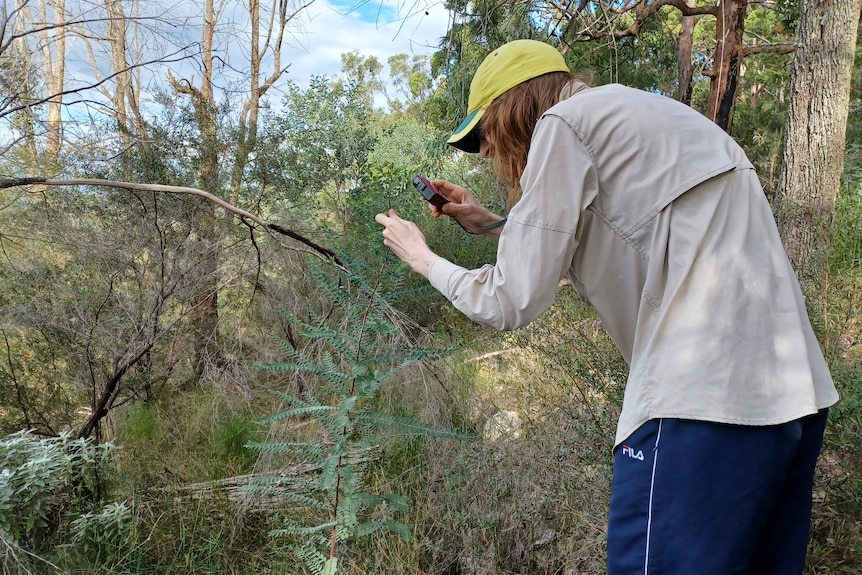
[249,254,463,574]
[0,430,120,548]
[355,411,473,441]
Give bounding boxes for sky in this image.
[272,0,452,88]
[55,0,452,100]
[3,0,455,147]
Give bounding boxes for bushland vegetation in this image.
[1,1,860,573]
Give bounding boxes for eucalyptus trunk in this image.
[676,0,696,106]
[775,0,862,328]
[703,0,746,132]
[38,0,66,161]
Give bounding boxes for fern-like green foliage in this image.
[247,251,468,575]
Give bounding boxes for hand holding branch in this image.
[374,209,440,279]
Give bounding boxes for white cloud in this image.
[8,0,453,137]
[280,0,451,87]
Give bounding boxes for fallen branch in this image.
[168,446,381,511]
[0,177,344,267]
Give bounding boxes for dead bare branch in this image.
[0,44,198,120]
[0,177,344,267]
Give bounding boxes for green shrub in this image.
[0,430,118,549]
[248,253,468,574]
[70,500,132,555]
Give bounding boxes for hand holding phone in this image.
[412,174,449,210]
[410,175,508,235]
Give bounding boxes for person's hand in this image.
[375,209,440,279]
[430,179,506,236]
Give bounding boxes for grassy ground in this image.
[9,291,860,575]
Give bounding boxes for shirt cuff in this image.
[428,257,463,299]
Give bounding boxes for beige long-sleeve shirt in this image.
[429,83,838,447]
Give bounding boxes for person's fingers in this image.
[431,180,465,201]
[376,208,402,225]
[441,201,472,218]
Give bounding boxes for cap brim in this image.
[446,108,485,153]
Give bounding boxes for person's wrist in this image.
[477,215,506,236]
[409,250,440,279]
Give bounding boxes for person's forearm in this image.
[410,249,442,279]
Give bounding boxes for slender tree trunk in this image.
[168,0,222,385]
[704,0,747,133]
[10,4,39,164]
[228,0,297,205]
[229,0,261,206]
[37,0,66,161]
[169,0,310,384]
[104,0,132,153]
[676,0,696,106]
[775,0,862,319]
[557,1,750,132]
[189,0,222,384]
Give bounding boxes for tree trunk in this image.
[167,0,222,385]
[190,0,222,384]
[676,0,696,106]
[776,0,862,272]
[228,0,297,205]
[704,0,747,133]
[169,0,310,384]
[104,0,132,154]
[775,0,862,316]
[228,0,261,206]
[558,1,750,132]
[36,0,66,161]
[9,5,39,164]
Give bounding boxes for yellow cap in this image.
[447,39,569,153]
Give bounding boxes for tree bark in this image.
[557,0,752,133]
[676,0,696,105]
[703,0,747,132]
[103,0,136,155]
[33,0,66,162]
[166,0,223,385]
[7,3,39,162]
[228,0,261,206]
[775,0,862,313]
[193,3,221,384]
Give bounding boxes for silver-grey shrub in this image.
[0,430,119,548]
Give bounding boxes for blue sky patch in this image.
[331,0,399,24]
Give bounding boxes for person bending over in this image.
[375,39,838,575]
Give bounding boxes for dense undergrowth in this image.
[2,287,859,574]
[1,182,861,575]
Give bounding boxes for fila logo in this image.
[621,445,645,460]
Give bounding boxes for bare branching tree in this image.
[0,176,341,439]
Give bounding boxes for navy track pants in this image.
[607,410,829,575]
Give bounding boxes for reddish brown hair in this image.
[480,71,575,207]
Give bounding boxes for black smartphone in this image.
[412,174,449,210]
